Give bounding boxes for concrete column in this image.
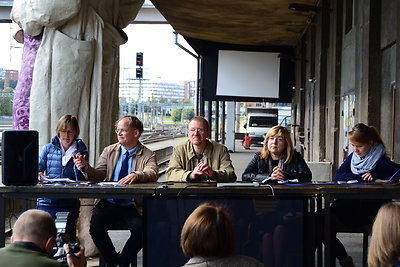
[226,101,235,152]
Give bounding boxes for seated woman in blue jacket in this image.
[37,115,87,222]
[331,123,400,267]
[242,125,312,183]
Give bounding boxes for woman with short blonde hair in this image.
[368,202,400,267]
[38,114,87,219]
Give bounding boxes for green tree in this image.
[182,108,194,121]
[0,97,13,116]
[159,97,168,103]
[170,108,182,122]
[0,79,4,89]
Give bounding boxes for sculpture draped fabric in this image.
[11,0,144,165]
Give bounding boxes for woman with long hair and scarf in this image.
[331,123,400,267]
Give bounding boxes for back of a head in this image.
[12,209,56,245]
[348,123,384,146]
[181,202,235,258]
[368,202,400,267]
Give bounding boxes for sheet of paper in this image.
[40,176,76,183]
[96,182,124,187]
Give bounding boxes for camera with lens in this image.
[52,212,79,263]
[67,243,80,253]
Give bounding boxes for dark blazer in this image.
[242,151,312,183]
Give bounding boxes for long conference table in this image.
[1,181,400,266]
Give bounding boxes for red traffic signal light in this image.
[136,52,143,66]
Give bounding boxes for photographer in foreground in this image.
[0,209,86,267]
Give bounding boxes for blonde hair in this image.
[180,202,235,258]
[56,114,80,139]
[260,125,294,163]
[368,202,400,267]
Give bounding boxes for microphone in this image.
[73,150,88,158]
[278,159,284,169]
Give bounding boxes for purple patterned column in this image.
[12,32,42,130]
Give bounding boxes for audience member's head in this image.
[261,125,294,163]
[368,202,400,267]
[11,209,57,255]
[180,202,235,258]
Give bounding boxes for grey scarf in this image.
[350,143,385,175]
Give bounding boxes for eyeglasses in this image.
[189,128,206,134]
[115,128,129,134]
[60,130,74,135]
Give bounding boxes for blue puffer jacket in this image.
[37,136,88,213]
[39,136,87,181]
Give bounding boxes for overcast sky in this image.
[121,24,197,83]
[0,23,23,70]
[0,23,198,83]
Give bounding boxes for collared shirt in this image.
[107,145,138,206]
[111,145,138,182]
[58,138,77,167]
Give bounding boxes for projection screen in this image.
[216,50,280,98]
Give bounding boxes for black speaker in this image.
[2,130,39,186]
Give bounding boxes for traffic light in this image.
[136,67,143,78]
[136,52,143,66]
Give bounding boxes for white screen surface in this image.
[216,50,280,98]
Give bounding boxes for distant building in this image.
[4,69,18,90]
[119,79,195,102]
[184,81,196,101]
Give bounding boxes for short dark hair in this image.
[180,202,235,258]
[56,115,80,139]
[12,209,56,245]
[115,115,144,135]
